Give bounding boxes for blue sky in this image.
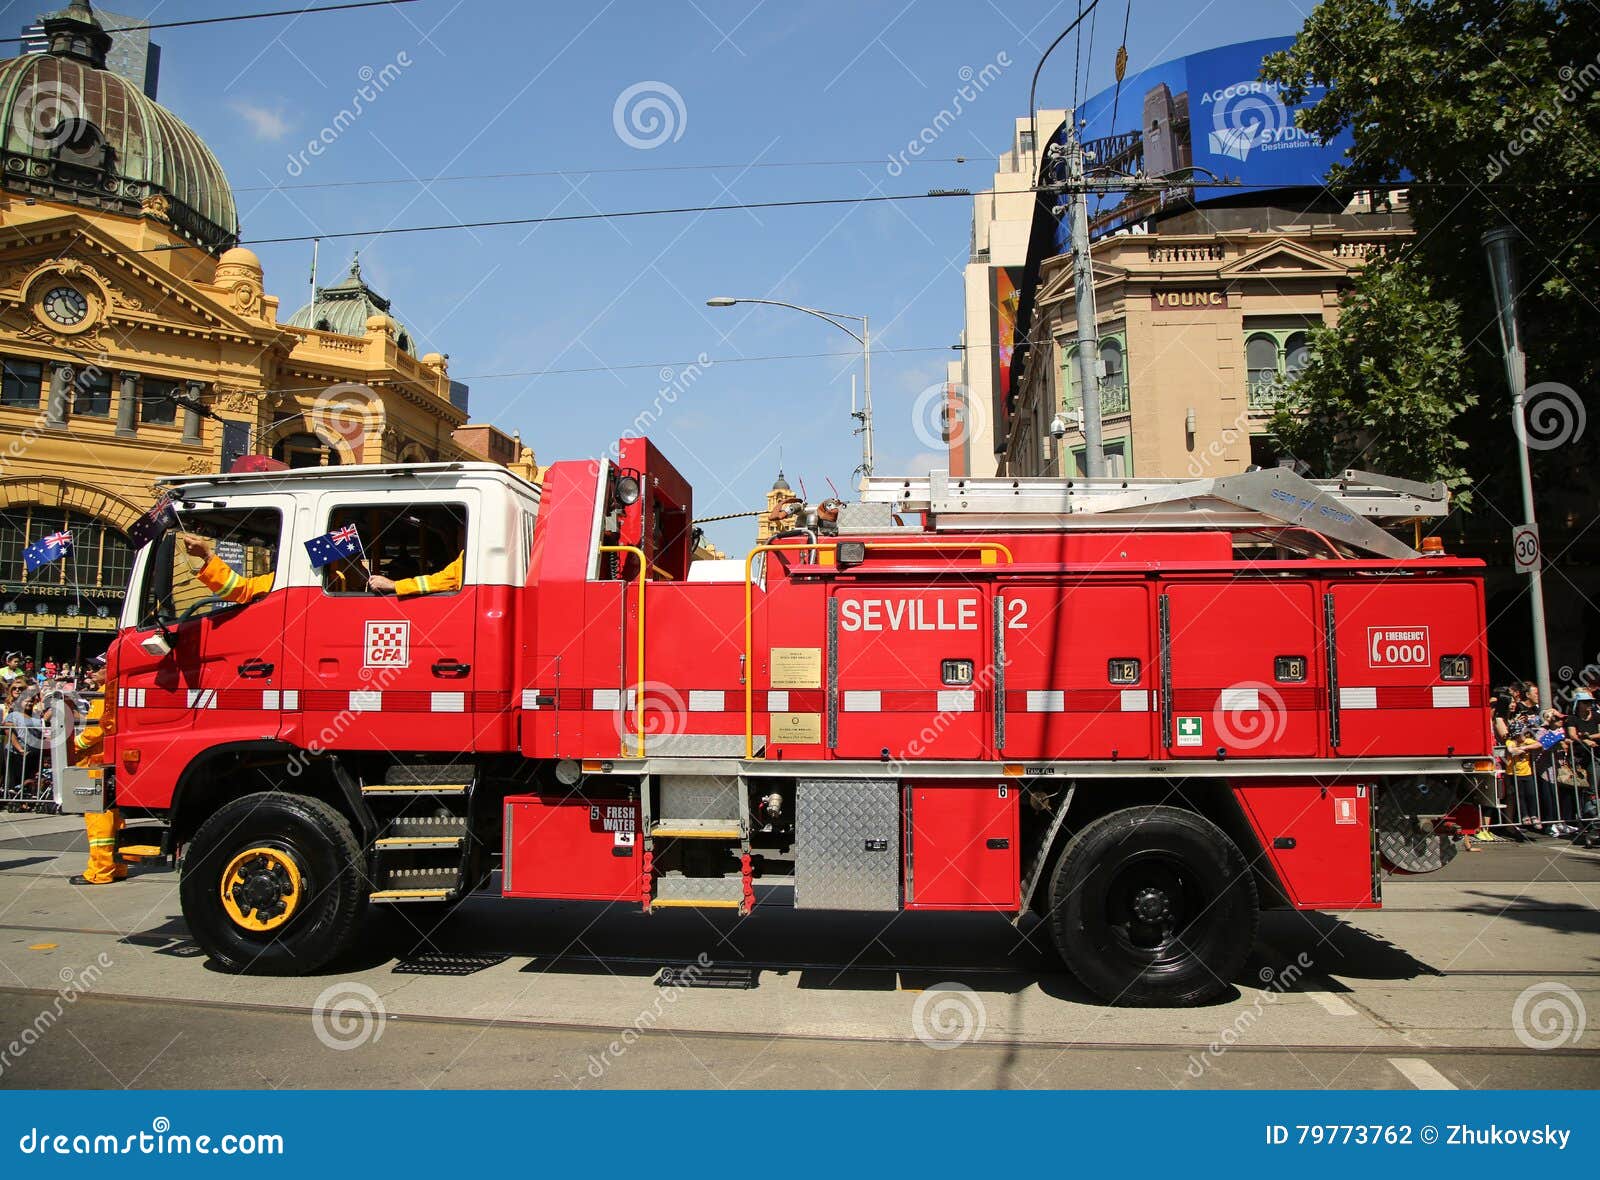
[20,0,1311,549]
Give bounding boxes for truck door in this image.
[1327,578,1489,757]
[110,501,291,809]
[831,584,990,761]
[282,492,481,754]
[998,581,1154,760]
[1161,580,1321,759]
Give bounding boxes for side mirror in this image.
[139,631,172,658]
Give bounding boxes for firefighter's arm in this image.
[193,554,275,604]
[72,694,104,758]
[392,551,464,598]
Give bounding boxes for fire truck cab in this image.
[90,438,1493,1006]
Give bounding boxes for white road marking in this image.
[1306,989,1358,1016]
[1389,1057,1456,1090]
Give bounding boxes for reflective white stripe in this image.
[1026,690,1064,712]
[1432,685,1470,708]
[134,688,145,707]
[688,690,724,712]
[431,691,466,713]
[937,689,975,713]
[521,689,541,710]
[349,691,382,712]
[1121,689,1150,712]
[1340,687,1377,710]
[843,690,880,712]
[262,690,279,710]
[766,690,789,712]
[592,689,622,711]
[282,690,298,710]
[1219,687,1259,711]
[186,689,216,709]
[117,688,126,707]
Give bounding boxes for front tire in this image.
[180,792,367,975]
[1046,805,1258,1006]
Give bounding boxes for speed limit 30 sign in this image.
[1512,523,1541,575]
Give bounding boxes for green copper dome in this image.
[287,254,420,356]
[0,2,238,254]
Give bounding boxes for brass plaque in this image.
[770,646,822,689]
[770,712,822,745]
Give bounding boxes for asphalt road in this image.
[0,813,1596,1090]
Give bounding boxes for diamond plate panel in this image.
[795,779,901,911]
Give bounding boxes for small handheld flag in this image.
[23,530,72,573]
[305,524,363,569]
[128,498,179,549]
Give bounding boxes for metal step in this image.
[653,872,744,907]
[361,782,470,796]
[651,820,741,840]
[370,887,455,903]
[375,835,464,851]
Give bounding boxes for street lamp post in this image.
[707,297,873,478]
[1482,227,1552,713]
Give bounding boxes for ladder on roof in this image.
[856,467,1449,560]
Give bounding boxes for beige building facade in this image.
[1005,204,1411,479]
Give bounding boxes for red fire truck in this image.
[66,438,1493,1006]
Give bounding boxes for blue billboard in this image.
[1051,36,1356,245]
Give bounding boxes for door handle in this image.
[237,658,274,678]
[432,659,471,679]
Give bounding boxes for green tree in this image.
[1271,254,1476,498]
[1262,0,1600,502]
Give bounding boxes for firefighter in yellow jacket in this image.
[69,657,122,886]
[179,534,462,600]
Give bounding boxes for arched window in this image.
[1246,334,1281,407]
[272,431,340,468]
[1283,332,1311,381]
[0,506,132,589]
[1099,338,1127,413]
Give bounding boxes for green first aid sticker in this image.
[1176,715,1203,747]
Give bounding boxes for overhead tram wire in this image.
[0,0,423,43]
[235,156,976,194]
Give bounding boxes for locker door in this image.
[1162,581,1321,758]
[831,585,990,761]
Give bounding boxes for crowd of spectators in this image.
[1489,679,1600,841]
[1,651,99,810]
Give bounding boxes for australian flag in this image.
[305,524,363,569]
[128,498,179,549]
[23,530,72,573]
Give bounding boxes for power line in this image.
[235,156,975,194]
[456,345,968,383]
[0,0,423,44]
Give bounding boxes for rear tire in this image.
[1046,805,1258,1007]
[180,792,367,975]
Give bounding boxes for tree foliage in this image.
[1271,254,1475,500]
[1262,0,1600,505]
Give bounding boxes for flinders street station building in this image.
[0,2,533,663]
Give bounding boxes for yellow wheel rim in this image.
[219,846,303,932]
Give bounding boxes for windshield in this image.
[137,506,282,625]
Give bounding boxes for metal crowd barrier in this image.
[1,693,78,814]
[1484,736,1600,839]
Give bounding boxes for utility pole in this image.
[1063,113,1106,477]
[1483,227,1553,712]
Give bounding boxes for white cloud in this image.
[232,100,290,141]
